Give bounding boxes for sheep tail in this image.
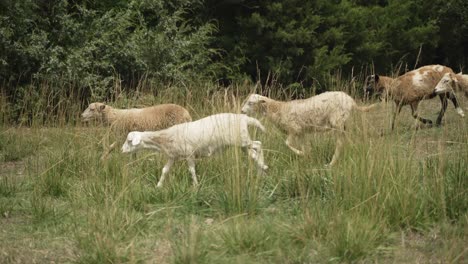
[355,103,378,112]
[246,117,266,132]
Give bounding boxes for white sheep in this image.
[81,102,192,159]
[365,65,465,129]
[121,113,268,187]
[434,72,468,102]
[241,91,375,166]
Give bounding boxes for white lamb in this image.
[121,113,268,187]
[241,91,376,166]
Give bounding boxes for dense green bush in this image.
[0,0,218,102]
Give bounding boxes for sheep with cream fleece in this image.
[365,65,464,129]
[241,91,375,166]
[121,113,268,187]
[81,102,192,159]
[81,102,192,131]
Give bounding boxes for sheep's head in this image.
[364,74,385,98]
[122,132,144,153]
[81,102,107,122]
[434,73,458,95]
[122,132,162,153]
[241,94,267,115]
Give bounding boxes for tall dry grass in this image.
[0,75,467,263]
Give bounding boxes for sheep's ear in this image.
[131,134,142,145]
[258,99,266,104]
[100,104,106,111]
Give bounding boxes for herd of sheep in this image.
[81,64,467,187]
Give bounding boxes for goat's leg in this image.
[157,159,174,188]
[391,102,404,130]
[447,91,465,117]
[410,102,433,126]
[247,141,269,171]
[186,158,199,186]
[285,134,304,155]
[436,94,448,126]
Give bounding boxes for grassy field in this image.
[0,85,467,263]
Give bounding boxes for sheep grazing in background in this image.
[241,91,376,167]
[364,65,465,130]
[121,113,268,187]
[434,72,468,101]
[81,102,192,160]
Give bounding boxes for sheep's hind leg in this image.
[391,102,404,130]
[186,158,199,186]
[247,141,269,172]
[285,134,304,155]
[157,159,174,188]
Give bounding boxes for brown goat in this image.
[365,65,464,129]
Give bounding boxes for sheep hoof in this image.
[456,108,465,117]
[292,150,304,155]
[258,166,268,176]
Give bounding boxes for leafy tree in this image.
[1,0,218,96]
[436,0,468,69]
[1,0,468,114]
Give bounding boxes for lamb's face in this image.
[434,73,457,95]
[81,102,106,122]
[121,132,144,153]
[241,94,265,115]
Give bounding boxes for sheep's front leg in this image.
[285,134,304,155]
[157,159,174,188]
[100,140,117,161]
[248,141,269,172]
[327,136,343,167]
[186,158,199,186]
[447,92,465,117]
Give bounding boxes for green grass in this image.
[0,84,467,263]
